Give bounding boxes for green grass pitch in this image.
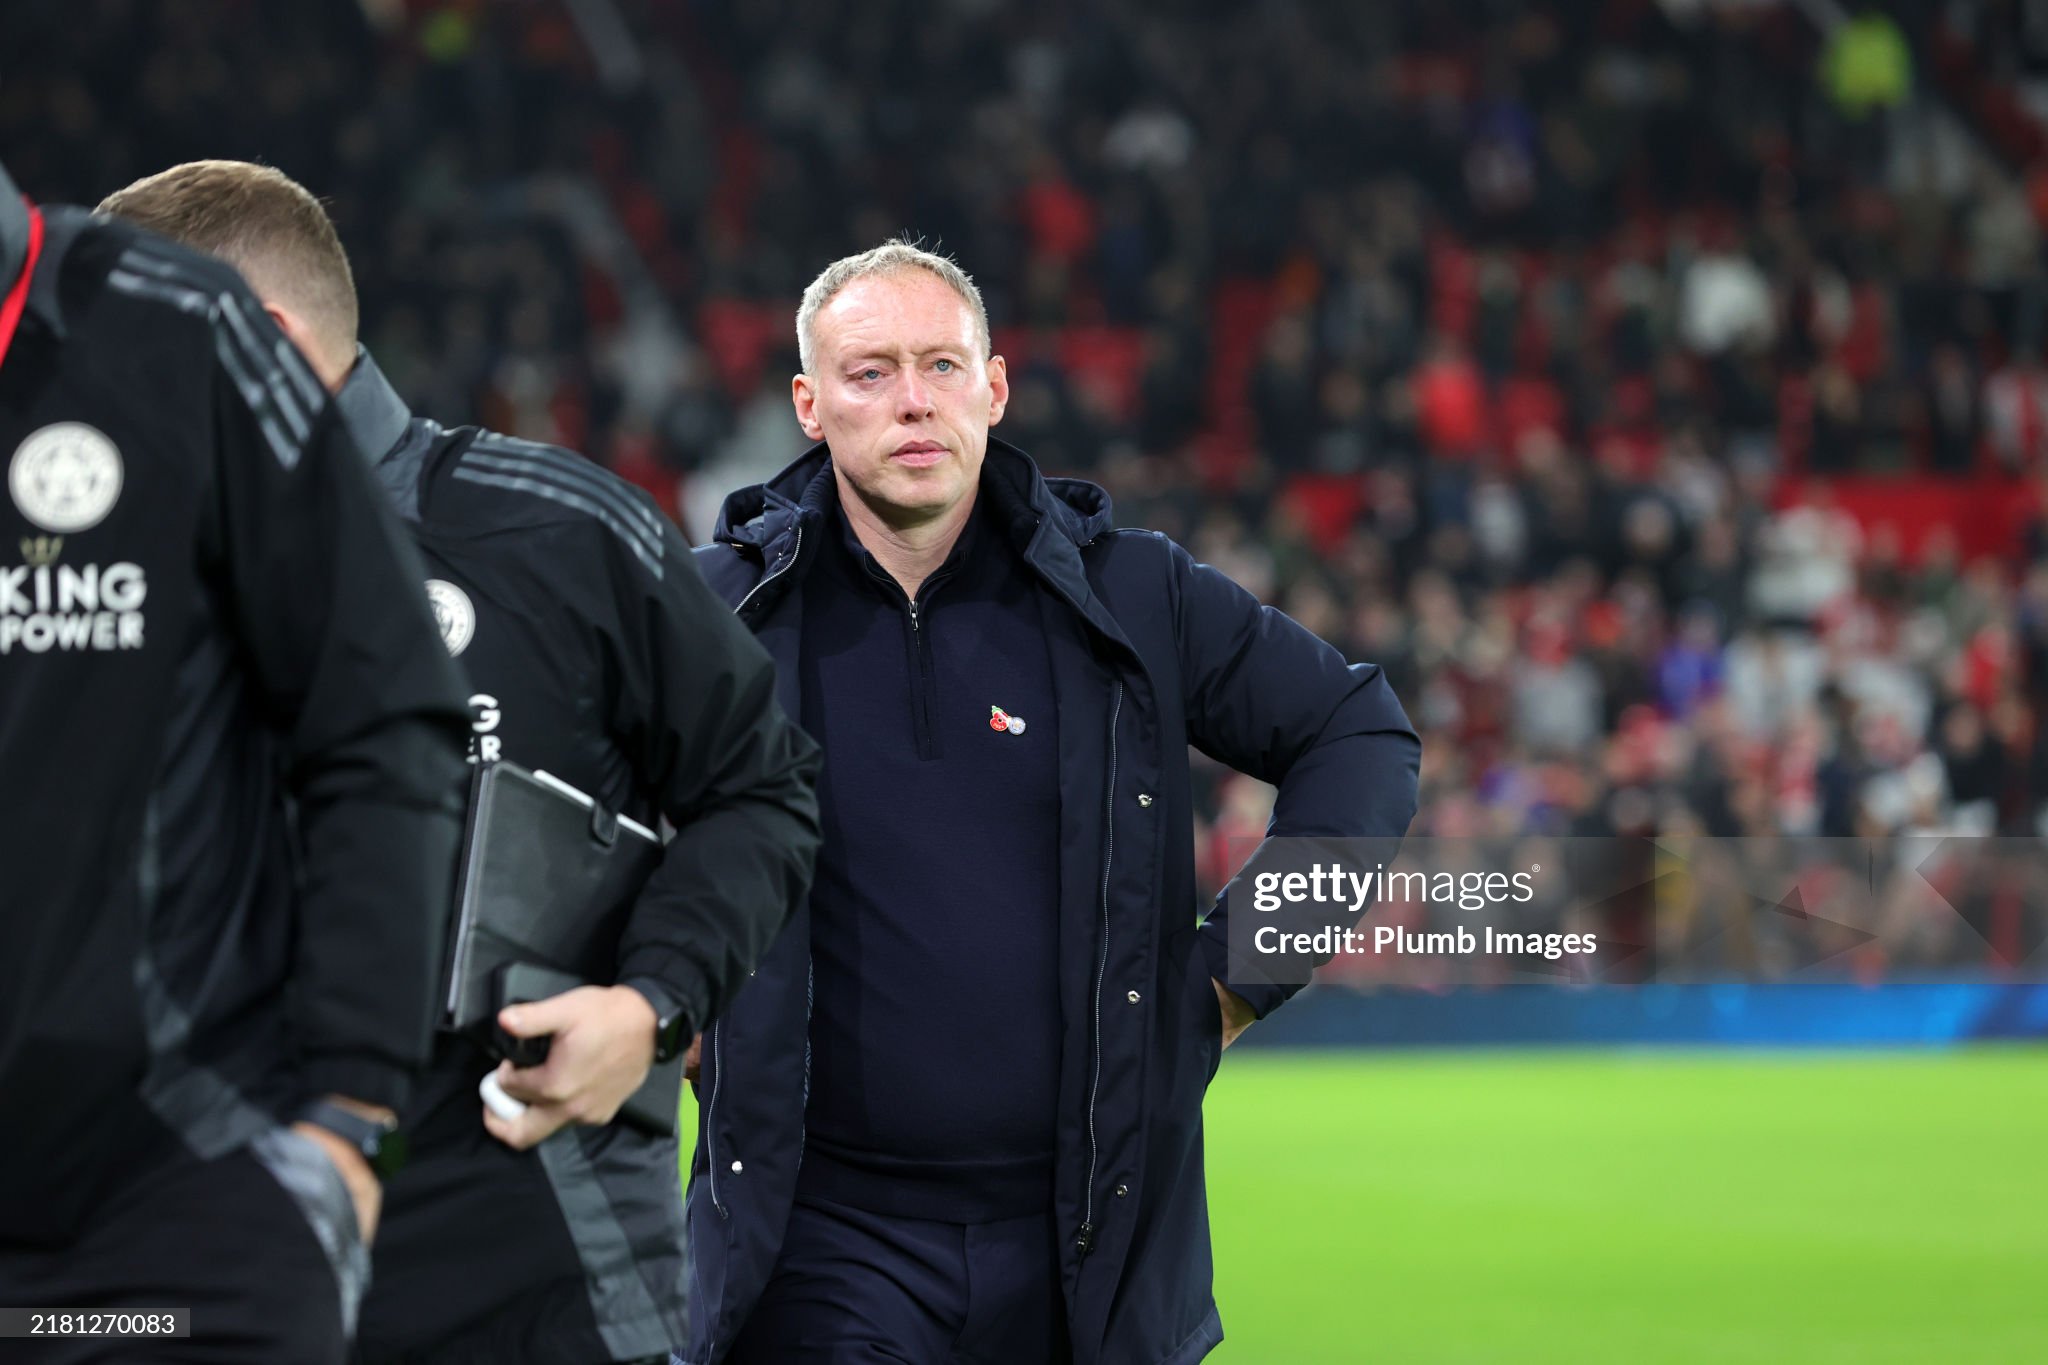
[684,1046,2048,1361]
[1202,1048,2048,1363]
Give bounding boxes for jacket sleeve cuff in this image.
[614,949,708,1038]
[618,975,691,1035]
[299,1055,413,1117]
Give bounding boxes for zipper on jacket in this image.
[704,1020,729,1218]
[700,521,811,1361]
[705,527,800,1224]
[1078,680,1122,1258]
[734,523,804,621]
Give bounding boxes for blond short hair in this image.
[795,240,990,374]
[98,160,358,372]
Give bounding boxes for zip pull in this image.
[1075,1222,1096,1256]
[908,600,920,632]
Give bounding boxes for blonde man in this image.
[683,242,1420,1365]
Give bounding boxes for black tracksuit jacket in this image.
[337,352,821,1365]
[0,180,471,1248]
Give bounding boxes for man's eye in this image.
[934,359,954,374]
[857,368,882,382]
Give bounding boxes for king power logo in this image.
[3,424,146,656]
[0,542,148,655]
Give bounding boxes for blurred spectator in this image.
[9,0,2046,914]
[1821,10,1912,119]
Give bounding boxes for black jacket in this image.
[0,197,470,1246]
[679,440,1420,1365]
[338,354,822,1364]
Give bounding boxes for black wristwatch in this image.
[628,981,691,1064]
[296,1099,408,1179]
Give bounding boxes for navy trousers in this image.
[724,1197,1072,1364]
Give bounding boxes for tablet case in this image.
[442,760,680,1135]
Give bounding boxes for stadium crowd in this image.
[8,0,2047,969]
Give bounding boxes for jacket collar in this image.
[714,437,1111,555]
[0,161,27,312]
[712,435,1135,657]
[336,345,414,462]
[336,346,442,523]
[0,159,64,341]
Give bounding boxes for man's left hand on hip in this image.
[1213,979,1256,1050]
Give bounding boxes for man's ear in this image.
[985,353,1009,428]
[792,372,825,441]
[263,301,351,394]
[262,301,317,362]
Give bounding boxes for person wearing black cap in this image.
[0,158,472,1362]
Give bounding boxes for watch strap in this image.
[295,1099,400,1173]
[621,978,690,1063]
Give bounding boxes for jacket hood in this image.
[710,437,1114,558]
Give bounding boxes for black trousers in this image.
[726,1197,1072,1365]
[353,1279,670,1365]
[0,1134,360,1364]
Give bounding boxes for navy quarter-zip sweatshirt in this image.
[796,489,1063,1222]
